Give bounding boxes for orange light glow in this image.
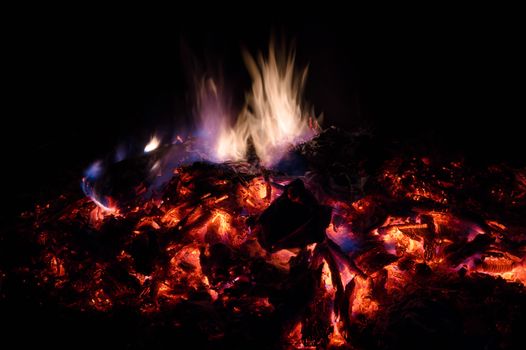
[211,210,232,239]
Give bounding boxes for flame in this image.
[215,43,318,165]
[210,210,232,240]
[144,135,160,153]
[381,226,424,257]
[286,321,306,348]
[81,42,319,213]
[500,264,526,285]
[81,172,118,215]
[328,311,347,347]
[88,194,116,212]
[237,177,278,212]
[351,275,379,317]
[194,78,233,160]
[321,259,351,347]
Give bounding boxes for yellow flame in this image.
[144,135,160,153]
[329,311,347,347]
[216,43,317,165]
[211,210,231,239]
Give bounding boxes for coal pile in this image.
[2,128,526,349]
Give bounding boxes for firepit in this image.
[3,39,526,350]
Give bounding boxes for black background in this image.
[6,7,524,213]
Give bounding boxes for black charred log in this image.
[256,179,332,251]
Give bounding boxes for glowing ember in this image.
[12,39,526,349]
[210,210,232,240]
[20,151,526,348]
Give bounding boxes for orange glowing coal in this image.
[21,38,526,350]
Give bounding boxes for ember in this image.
[4,36,526,350]
[9,126,526,348]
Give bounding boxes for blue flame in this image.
[81,160,115,211]
[84,160,103,180]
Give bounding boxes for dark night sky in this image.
[5,8,523,211]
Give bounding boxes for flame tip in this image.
[144,136,161,153]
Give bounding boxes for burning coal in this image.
[10,41,526,349]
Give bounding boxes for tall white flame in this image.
[215,43,318,166]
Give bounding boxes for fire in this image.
[381,225,424,258]
[17,39,526,349]
[210,210,232,240]
[321,260,335,292]
[161,207,181,227]
[237,177,276,212]
[22,150,526,348]
[215,43,318,165]
[286,321,306,348]
[350,275,379,317]
[328,311,347,348]
[79,43,320,214]
[89,195,118,213]
[144,135,160,153]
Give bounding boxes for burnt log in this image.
[256,179,332,251]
